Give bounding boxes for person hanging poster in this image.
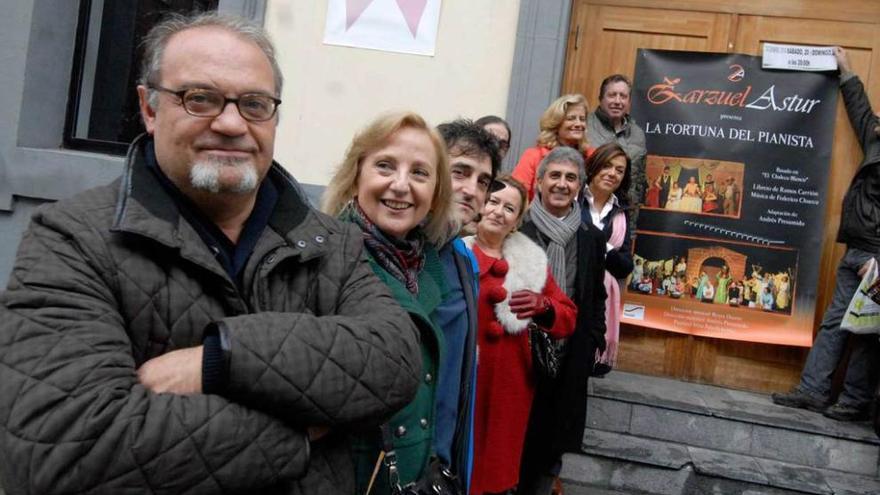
[623,49,839,346]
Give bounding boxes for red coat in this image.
[465,234,577,494]
[511,146,551,201]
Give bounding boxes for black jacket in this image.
[580,197,635,278]
[519,215,607,478]
[837,75,880,253]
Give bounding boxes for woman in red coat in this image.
[464,175,577,495]
[512,94,593,201]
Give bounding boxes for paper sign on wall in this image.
[323,0,442,56]
[762,43,837,72]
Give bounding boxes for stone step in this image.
[586,372,880,477]
[562,429,880,495]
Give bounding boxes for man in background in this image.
[772,47,880,423]
[587,74,648,210]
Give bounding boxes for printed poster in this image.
[624,49,839,347]
[323,0,443,56]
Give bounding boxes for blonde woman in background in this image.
[512,94,593,200]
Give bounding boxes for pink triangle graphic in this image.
[395,0,429,38]
[346,0,375,30]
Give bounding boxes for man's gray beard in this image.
[190,158,259,194]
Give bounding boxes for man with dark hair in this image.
[438,118,502,226]
[430,118,501,492]
[0,12,420,494]
[475,114,512,160]
[772,47,880,423]
[587,74,648,209]
[518,146,607,495]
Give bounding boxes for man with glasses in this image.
[0,12,420,495]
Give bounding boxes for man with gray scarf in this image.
[518,147,608,494]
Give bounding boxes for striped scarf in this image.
[341,201,425,295]
[529,198,581,296]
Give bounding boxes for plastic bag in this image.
[841,258,880,334]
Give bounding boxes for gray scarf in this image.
[530,198,581,295]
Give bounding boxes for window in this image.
[64,0,219,154]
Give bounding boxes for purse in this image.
[529,322,566,379]
[366,425,463,495]
[398,457,462,495]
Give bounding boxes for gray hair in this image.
[537,146,586,183]
[139,12,283,107]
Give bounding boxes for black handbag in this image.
[398,457,462,495]
[529,322,566,379]
[367,425,463,495]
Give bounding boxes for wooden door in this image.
[563,5,732,109]
[564,0,880,392]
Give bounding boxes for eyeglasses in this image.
[490,136,510,152]
[149,85,281,122]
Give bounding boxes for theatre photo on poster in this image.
[641,155,744,218]
[623,232,800,344]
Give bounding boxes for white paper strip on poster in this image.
[323,0,442,57]
[761,43,837,72]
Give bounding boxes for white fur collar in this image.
[463,232,549,334]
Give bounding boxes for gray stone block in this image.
[587,397,632,433]
[688,446,769,487]
[592,372,711,415]
[583,428,692,470]
[750,423,879,476]
[754,456,833,494]
[560,452,694,495]
[564,444,880,495]
[629,404,752,454]
[560,452,619,490]
[580,371,880,494]
[597,372,879,444]
[691,476,825,495]
[560,486,631,495]
[823,468,880,495]
[609,460,695,495]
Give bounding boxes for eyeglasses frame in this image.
[148,85,282,122]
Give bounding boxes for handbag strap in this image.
[373,426,457,495]
[380,423,404,495]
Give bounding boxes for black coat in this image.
[518,215,607,485]
[837,75,880,254]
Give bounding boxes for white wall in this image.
[265,1,520,185]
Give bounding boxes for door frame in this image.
[504,0,880,391]
[505,0,880,169]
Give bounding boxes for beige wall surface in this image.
[265,1,520,185]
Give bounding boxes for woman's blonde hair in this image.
[536,93,590,154]
[321,111,453,244]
